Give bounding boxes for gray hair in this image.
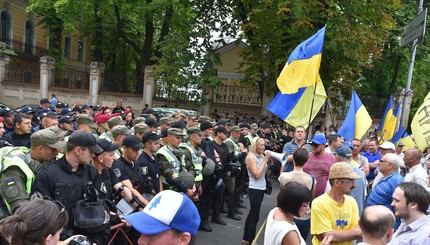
[384,153,400,170]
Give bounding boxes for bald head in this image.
[360,205,395,239]
[404,148,422,167]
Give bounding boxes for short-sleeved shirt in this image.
[137,151,161,193]
[366,171,404,211]
[303,153,336,198]
[311,193,359,245]
[282,139,311,172]
[362,151,380,179]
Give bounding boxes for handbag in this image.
[251,217,267,245]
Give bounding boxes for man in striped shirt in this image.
[366,153,404,230]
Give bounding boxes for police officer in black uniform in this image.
[31,131,104,243]
[136,131,162,196]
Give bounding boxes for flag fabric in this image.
[268,76,326,129]
[378,96,400,142]
[392,127,416,150]
[276,26,326,94]
[411,91,430,151]
[337,90,372,142]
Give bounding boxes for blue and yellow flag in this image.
[392,126,416,150]
[337,90,372,142]
[378,96,400,142]
[277,26,326,94]
[411,91,430,151]
[268,76,326,129]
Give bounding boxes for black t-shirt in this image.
[92,168,120,201]
[212,140,231,165]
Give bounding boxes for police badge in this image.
[141,166,148,175]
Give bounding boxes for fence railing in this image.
[53,68,89,90]
[5,62,40,84]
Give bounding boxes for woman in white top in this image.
[242,137,271,245]
[264,182,311,245]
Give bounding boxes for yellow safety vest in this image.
[179,143,203,182]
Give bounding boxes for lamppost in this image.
[144,65,153,108]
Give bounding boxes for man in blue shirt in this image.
[281,126,311,173]
[362,139,380,182]
[366,153,404,230]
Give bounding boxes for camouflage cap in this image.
[46,126,67,139]
[76,114,96,128]
[133,123,149,133]
[168,128,186,136]
[198,115,212,123]
[111,125,132,138]
[134,117,146,125]
[159,117,172,125]
[186,126,203,135]
[30,128,66,149]
[250,123,258,130]
[107,116,125,129]
[230,125,242,132]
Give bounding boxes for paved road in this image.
[195,176,280,244]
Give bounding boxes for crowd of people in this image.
[0,96,429,245]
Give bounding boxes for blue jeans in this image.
[242,188,265,242]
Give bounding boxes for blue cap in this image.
[334,145,353,158]
[61,108,74,116]
[59,116,73,123]
[311,135,327,145]
[124,190,200,235]
[20,106,34,114]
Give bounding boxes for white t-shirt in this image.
[264,208,306,245]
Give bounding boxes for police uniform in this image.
[31,156,99,239]
[136,151,161,193]
[179,142,202,186]
[112,156,146,194]
[0,147,39,213]
[157,144,195,191]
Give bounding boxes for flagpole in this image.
[306,81,318,142]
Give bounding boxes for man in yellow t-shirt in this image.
[311,162,362,245]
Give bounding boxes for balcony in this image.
[0,38,49,60]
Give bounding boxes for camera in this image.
[69,235,91,245]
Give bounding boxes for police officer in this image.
[224,125,247,220]
[179,127,204,194]
[137,131,162,195]
[111,135,150,208]
[0,128,66,214]
[31,131,103,242]
[157,128,197,201]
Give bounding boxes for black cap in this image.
[56,102,64,108]
[161,128,168,138]
[68,131,103,154]
[123,135,144,149]
[239,123,250,129]
[0,108,13,117]
[170,121,185,129]
[260,123,271,129]
[72,106,83,113]
[145,118,160,127]
[142,131,161,144]
[200,121,213,131]
[59,116,73,123]
[143,108,156,115]
[215,126,229,135]
[216,120,227,126]
[40,98,50,104]
[96,139,120,152]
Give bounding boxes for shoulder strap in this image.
[310,174,315,192]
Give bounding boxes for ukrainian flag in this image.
[392,126,416,150]
[277,26,326,94]
[268,76,326,129]
[378,96,399,142]
[337,90,372,142]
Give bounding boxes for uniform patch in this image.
[141,166,148,175]
[100,182,107,194]
[6,179,15,186]
[5,185,19,199]
[114,168,121,178]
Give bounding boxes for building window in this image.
[77,41,84,62]
[64,36,71,58]
[0,11,11,44]
[25,20,34,54]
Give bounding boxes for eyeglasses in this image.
[338,179,355,184]
[379,159,390,163]
[301,203,310,209]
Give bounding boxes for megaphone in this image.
[265,150,288,166]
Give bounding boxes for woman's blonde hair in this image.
[246,137,265,162]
